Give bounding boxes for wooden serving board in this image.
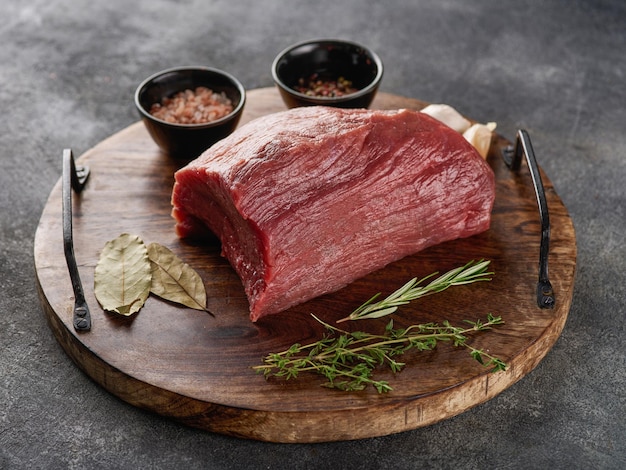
[35,88,576,443]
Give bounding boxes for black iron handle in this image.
[502,130,555,309]
[62,149,92,331]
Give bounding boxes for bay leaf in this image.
[94,233,152,316]
[147,242,208,311]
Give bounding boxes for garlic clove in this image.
[463,122,497,159]
[420,103,472,134]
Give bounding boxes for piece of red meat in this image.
[171,106,495,322]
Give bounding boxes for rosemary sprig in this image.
[253,313,506,393]
[337,259,493,322]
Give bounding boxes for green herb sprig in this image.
[337,259,493,322]
[253,313,506,393]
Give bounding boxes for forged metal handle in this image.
[502,130,555,309]
[62,149,92,331]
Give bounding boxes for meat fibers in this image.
[171,106,495,321]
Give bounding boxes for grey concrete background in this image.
[1,0,624,468]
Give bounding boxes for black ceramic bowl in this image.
[134,66,246,160]
[271,39,383,109]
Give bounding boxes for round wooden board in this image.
[34,88,576,443]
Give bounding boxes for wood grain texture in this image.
[34,88,577,443]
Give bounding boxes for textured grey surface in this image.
[1,0,625,469]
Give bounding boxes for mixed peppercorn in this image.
[294,74,359,98]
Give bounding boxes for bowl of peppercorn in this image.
[134,66,246,161]
[271,39,383,109]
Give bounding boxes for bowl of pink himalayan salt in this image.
[135,66,246,161]
[272,38,383,109]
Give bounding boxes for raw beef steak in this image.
[171,106,495,321]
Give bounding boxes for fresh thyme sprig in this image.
[253,313,506,393]
[337,259,493,322]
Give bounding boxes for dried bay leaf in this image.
[94,233,152,316]
[147,242,209,312]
